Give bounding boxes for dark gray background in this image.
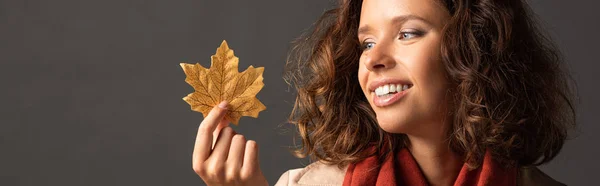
[0,0,597,185]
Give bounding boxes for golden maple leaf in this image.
[180,40,266,125]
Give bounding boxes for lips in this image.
[372,87,410,107]
[368,78,413,107]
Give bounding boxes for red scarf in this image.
[343,148,516,186]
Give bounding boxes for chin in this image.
[375,112,414,134]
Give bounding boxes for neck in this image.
[406,133,462,186]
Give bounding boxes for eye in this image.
[399,30,424,40]
[361,41,375,51]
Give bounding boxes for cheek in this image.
[406,43,448,106]
[357,59,369,93]
[421,68,450,112]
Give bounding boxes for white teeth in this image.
[374,83,411,96]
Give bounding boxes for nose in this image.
[363,42,396,71]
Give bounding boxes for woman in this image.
[192,0,576,185]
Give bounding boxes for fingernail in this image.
[218,101,228,109]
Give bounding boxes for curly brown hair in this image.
[284,0,576,169]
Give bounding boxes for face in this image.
[358,0,452,135]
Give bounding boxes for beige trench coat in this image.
[275,161,565,186]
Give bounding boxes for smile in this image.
[372,84,413,107]
[374,84,412,97]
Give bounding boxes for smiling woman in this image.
[276,0,576,185]
[189,0,576,185]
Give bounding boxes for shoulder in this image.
[275,161,348,186]
[518,166,566,186]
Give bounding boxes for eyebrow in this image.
[358,14,432,35]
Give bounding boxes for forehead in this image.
[359,0,448,28]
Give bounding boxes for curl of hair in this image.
[284,0,576,169]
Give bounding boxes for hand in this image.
[192,101,268,186]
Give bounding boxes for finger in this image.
[193,101,228,165]
[209,126,235,163]
[212,119,230,148]
[226,134,246,168]
[241,140,259,174]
